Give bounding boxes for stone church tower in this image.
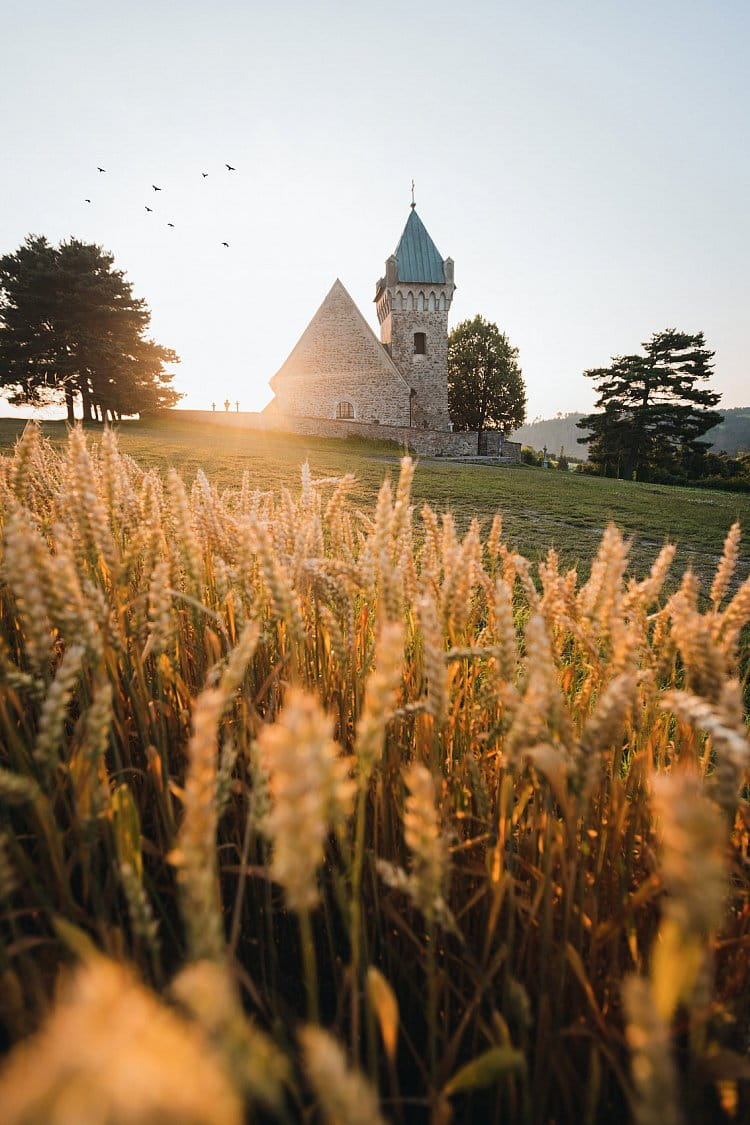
[375,205,455,430]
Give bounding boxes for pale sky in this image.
[3,0,749,421]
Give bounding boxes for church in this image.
[267,203,454,430]
[262,202,521,460]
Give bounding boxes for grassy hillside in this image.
[1,416,748,588]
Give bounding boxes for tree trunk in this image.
[81,384,93,423]
[65,385,76,425]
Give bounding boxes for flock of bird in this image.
[83,164,237,247]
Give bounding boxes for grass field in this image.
[1,415,748,587]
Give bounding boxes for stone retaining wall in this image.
[170,410,521,461]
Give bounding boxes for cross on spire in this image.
[411,179,416,209]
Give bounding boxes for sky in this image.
[2,0,749,422]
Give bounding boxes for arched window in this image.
[414,332,426,355]
[428,292,436,312]
[406,291,414,311]
[438,293,446,311]
[336,401,354,419]
[417,292,425,311]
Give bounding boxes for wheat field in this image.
[0,423,749,1124]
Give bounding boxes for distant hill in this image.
[702,407,750,456]
[510,407,750,459]
[509,413,589,458]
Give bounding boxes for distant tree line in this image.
[0,235,180,423]
[512,407,750,462]
[511,413,588,456]
[701,407,750,457]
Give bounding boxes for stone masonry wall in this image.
[171,410,523,461]
[268,415,479,455]
[381,308,451,431]
[271,280,413,427]
[273,374,411,428]
[172,410,481,456]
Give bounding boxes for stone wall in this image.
[387,309,451,430]
[272,373,411,428]
[171,411,524,461]
[172,410,481,456]
[270,280,413,427]
[271,415,479,456]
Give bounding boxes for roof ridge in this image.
[270,279,411,390]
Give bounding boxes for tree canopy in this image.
[448,316,526,435]
[577,329,723,480]
[0,235,180,422]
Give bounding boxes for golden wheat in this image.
[0,423,748,1124]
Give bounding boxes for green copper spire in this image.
[394,209,446,284]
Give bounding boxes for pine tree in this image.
[577,330,723,480]
[0,235,180,422]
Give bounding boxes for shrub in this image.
[520,444,542,466]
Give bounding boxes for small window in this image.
[414,332,426,355]
[336,401,354,419]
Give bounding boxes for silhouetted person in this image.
[212,402,216,412]
[224,399,230,412]
[235,400,239,412]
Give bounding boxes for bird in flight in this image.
[84,198,91,203]
[97,166,107,172]
[145,206,153,212]
[167,222,175,228]
[221,241,229,247]
[225,163,236,171]
[152,184,162,191]
[201,172,208,178]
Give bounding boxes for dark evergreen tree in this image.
[448,316,526,436]
[0,235,180,422]
[577,330,722,479]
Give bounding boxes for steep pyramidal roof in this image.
[394,208,446,284]
[269,278,409,389]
